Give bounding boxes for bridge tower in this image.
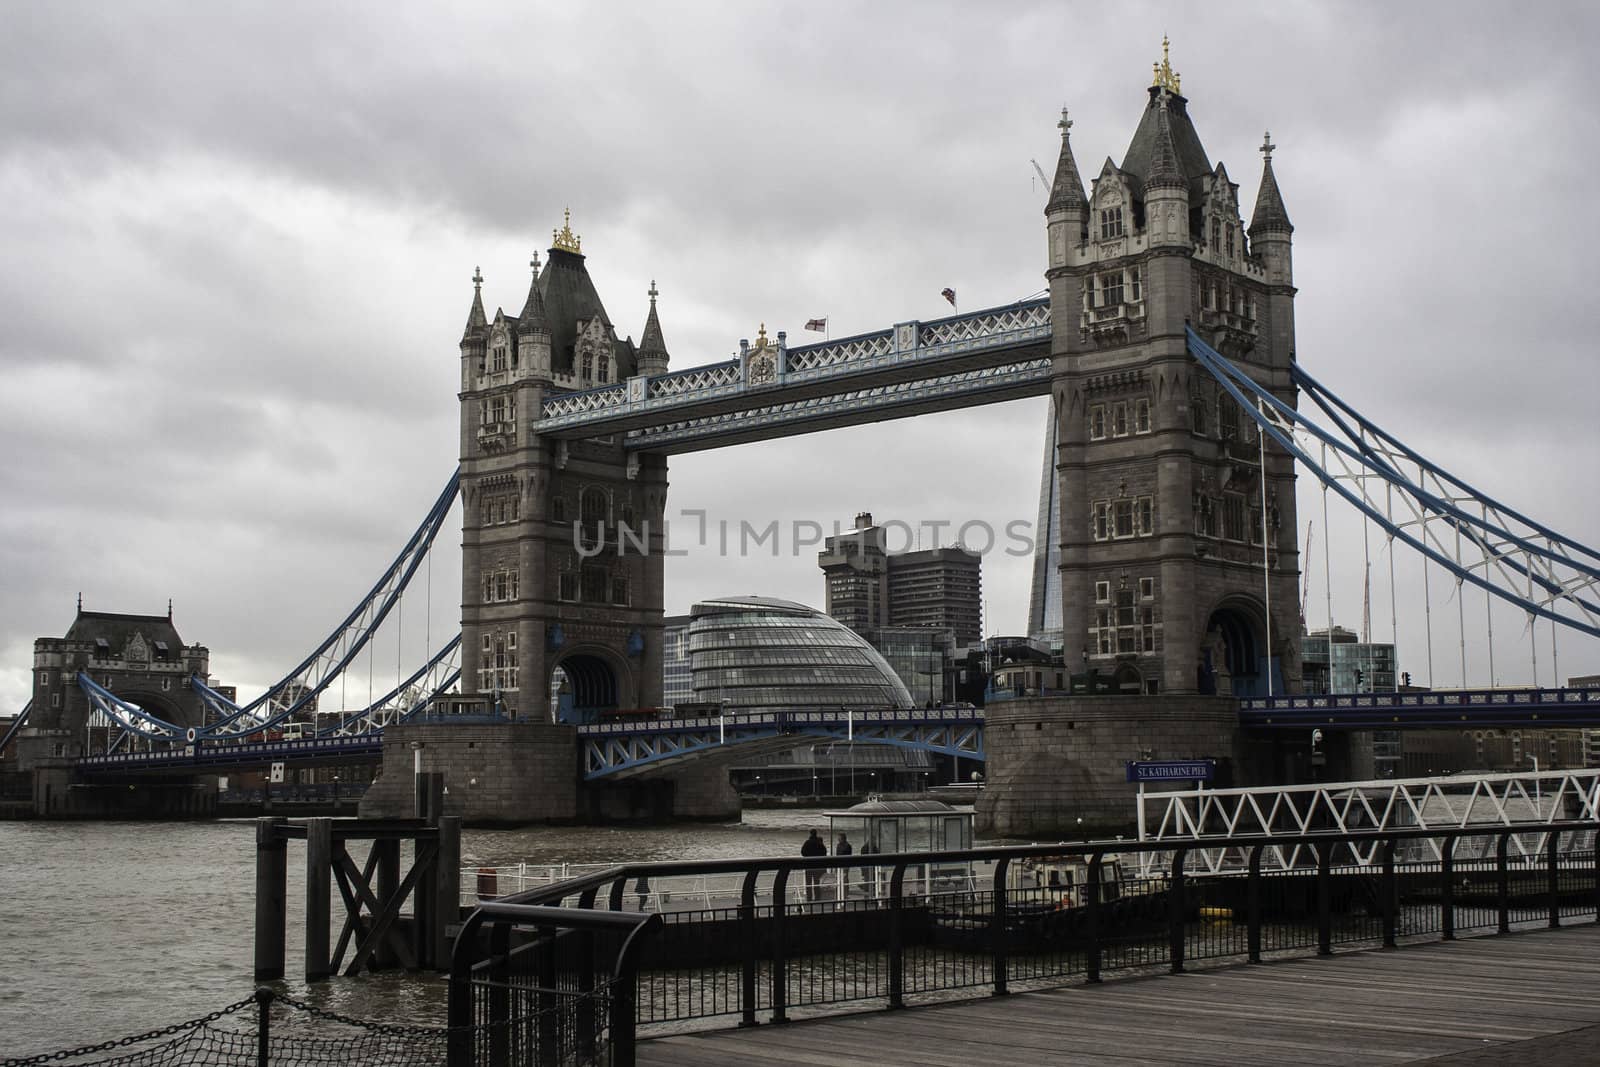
[457,214,669,724]
[24,601,210,763]
[1045,43,1302,699]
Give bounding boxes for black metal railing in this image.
[448,902,661,1067]
[456,819,1598,1056]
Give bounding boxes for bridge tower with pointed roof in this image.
[1043,39,1302,699]
[457,213,670,723]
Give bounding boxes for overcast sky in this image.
[3,1,1597,715]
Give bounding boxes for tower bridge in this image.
[8,43,1599,828]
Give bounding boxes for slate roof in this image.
[1143,95,1188,192]
[638,298,669,361]
[461,285,487,342]
[1249,156,1294,236]
[1120,87,1213,198]
[63,610,186,650]
[540,247,618,375]
[1046,123,1087,214]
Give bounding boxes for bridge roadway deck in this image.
[637,924,1600,1066]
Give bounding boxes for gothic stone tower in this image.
[1045,48,1302,699]
[458,214,669,723]
[25,603,211,765]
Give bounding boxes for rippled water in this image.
[0,808,841,1059]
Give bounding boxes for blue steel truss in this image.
[1240,685,1600,730]
[77,672,182,740]
[191,470,461,739]
[577,707,985,778]
[1,700,29,753]
[1185,328,1600,639]
[76,733,383,775]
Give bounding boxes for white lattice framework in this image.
[542,383,631,419]
[650,362,741,398]
[536,299,1051,430]
[1134,769,1600,876]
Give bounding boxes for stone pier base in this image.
[357,721,743,826]
[976,695,1248,839]
[359,721,579,825]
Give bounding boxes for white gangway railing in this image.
[1133,769,1600,877]
[460,859,987,912]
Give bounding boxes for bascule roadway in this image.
[638,924,1600,1066]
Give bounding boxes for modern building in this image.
[817,513,889,636]
[1302,626,1397,694]
[686,596,913,714]
[818,511,982,651]
[887,547,982,645]
[662,613,694,707]
[864,627,949,707]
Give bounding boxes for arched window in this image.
[580,487,608,524]
[597,351,610,382]
[580,343,594,380]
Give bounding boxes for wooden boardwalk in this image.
[637,925,1600,1066]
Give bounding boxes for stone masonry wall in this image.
[976,694,1244,839]
[359,722,578,825]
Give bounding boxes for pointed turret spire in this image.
[637,280,670,376]
[1045,107,1088,214]
[1249,131,1294,236]
[1143,93,1186,191]
[462,266,488,341]
[518,252,550,336]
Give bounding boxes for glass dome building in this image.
[688,596,914,713]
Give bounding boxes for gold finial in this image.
[755,323,769,349]
[1152,34,1181,94]
[472,266,483,290]
[552,207,582,254]
[1260,130,1276,163]
[648,279,659,305]
[530,250,541,274]
[1058,106,1072,136]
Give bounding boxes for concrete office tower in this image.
[819,513,982,646]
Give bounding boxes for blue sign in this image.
[1126,759,1215,783]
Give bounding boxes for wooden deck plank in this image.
[638,927,1600,1066]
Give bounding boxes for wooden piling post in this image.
[436,816,462,970]
[374,838,401,969]
[305,817,333,981]
[253,817,287,981]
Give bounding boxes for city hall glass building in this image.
[687,596,914,713]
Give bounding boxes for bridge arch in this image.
[1200,594,1268,698]
[551,644,632,724]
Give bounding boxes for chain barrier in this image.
[0,999,254,1066]
[0,990,464,1067]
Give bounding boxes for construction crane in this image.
[1031,159,1050,201]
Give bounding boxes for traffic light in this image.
[1402,671,1412,688]
[1354,668,1364,686]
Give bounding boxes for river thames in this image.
[0,808,863,1058]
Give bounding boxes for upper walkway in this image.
[639,924,1600,1066]
[535,299,1051,452]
